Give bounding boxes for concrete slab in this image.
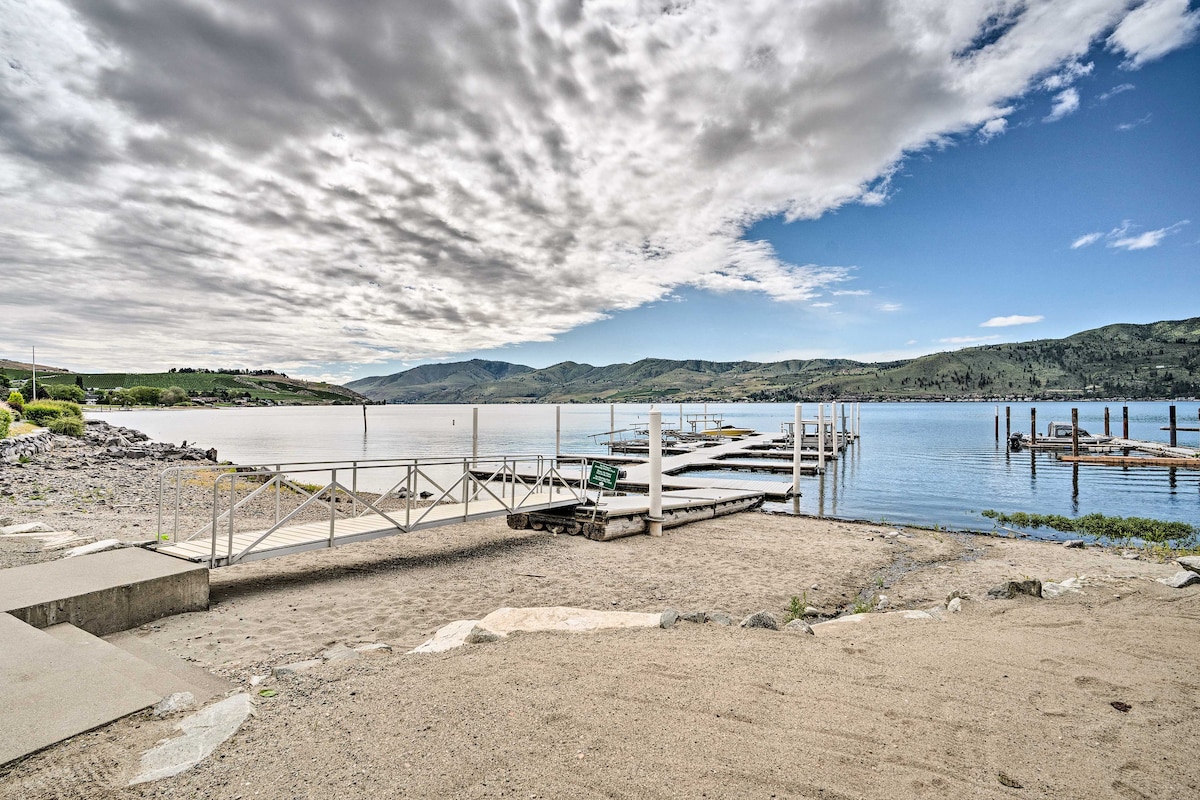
[0,613,161,766]
[103,631,233,704]
[0,547,208,636]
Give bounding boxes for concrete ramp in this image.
[0,613,161,765]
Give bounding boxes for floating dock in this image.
[507,488,765,541]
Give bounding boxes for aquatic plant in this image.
[981,509,1197,546]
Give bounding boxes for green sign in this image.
[588,461,620,491]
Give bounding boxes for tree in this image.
[46,384,85,403]
[160,386,189,406]
[129,386,162,405]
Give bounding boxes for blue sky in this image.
[2,1,1197,382]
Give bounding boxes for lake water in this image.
[89,401,1200,536]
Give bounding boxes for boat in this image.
[1009,422,1113,451]
[699,425,754,437]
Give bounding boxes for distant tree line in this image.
[168,367,287,376]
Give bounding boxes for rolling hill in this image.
[347,317,1200,403]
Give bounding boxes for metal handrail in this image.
[162,454,590,566]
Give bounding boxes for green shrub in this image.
[0,408,10,439]
[6,391,23,414]
[22,400,83,425]
[47,415,84,437]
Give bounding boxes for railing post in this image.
[211,473,220,568]
[649,410,663,537]
[817,403,826,472]
[227,473,235,566]
[352,461,358,516]
[792,404,802,512]
[329,469,338,545]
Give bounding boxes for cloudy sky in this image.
[2,0,1197,381]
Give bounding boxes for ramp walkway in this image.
[152,455,588,568]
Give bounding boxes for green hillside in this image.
[2,367,366,405]
[348,317,1200,403]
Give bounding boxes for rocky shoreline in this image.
[0,420,217,569]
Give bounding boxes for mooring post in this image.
[555,405,561,458]
[1104,406,1110,436]
[1071,407,1079,457]
[362,404,367,434]
[1169,405,1177,448]
[792,403,802,511]
[818,403,826,471]
[1005,406,1011,442]
[472,407,479,465]
[856,402,861,439]
[679,403,683,433]
[1031,407,1037,446]
[1122,406,1129,439]
[994,405,999,440]
[648,410,663,537]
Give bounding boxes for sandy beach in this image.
[2,427,1199,798]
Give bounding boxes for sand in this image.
[2,431,1199,798]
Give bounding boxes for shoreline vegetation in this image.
[2,422,1200,796]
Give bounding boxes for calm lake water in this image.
[90,401,1200,536]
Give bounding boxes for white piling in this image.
[472,407,479,464]
[648,410,663,537]
[831,401,838,450]
[855,403,861,438]
[840,402,848,446]
[555,405,561,458]
[792,404,802,510]
[818,403,826,472]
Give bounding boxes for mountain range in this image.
[346,317,1200,403]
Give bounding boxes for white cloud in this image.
[1116,113,1152,131]
[1108,0,1200,68]
[810,302,834,308]
[978,117,1008,140]
[1042,60,1094,91]
[980,315,1044,328]
[831,289,871,296]
[939,334,1002,344]
[1076,220,1190,251]
[1110,221,1190,250]
[1,1,1195,372]
[1044,88,1080,122]
[877,303,902,313]
[1099,83,1136,101]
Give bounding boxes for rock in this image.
[1121,552,1140,561]
[1063,539,1085,549]
[679,610,706,624]
[353,642,392,655]
[784,619,814,635]
[875,595,890,610]
[705,611,733,626]
[947,597,963,613]
[945,590,967,603]
[152,692,196,718]
[740,610,780,631]
[465,625,503,644]
[249,675,269,687]
[1042,580,1083,599]
[987,579,1042,599]
[418,491,433,499]
[1177,556,1200,575]
[129,694,254,785]
[1159,571,1200,589]
[409,619,480,654]
[63,538,125,558]
[802,606,820,617]
[659,608,679,629]
[0,521,53,535]
[320,644,360,663]
[272,659,323,676]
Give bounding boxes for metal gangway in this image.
[152,455,588,568]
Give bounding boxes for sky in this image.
[2,0,1198,383]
